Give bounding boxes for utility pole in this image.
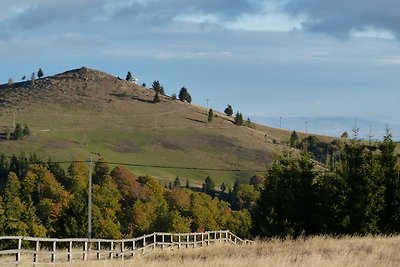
[305,120,308,134]
[88,158,92,240]
[206,98,210,114]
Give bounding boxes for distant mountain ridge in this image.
[253,116,400,141]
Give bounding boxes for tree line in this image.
[0,131,398,242]
[0,155,252,248]
[254,130,400,237]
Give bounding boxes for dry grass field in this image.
[17,235,400,267]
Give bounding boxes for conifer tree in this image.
[220,182,227,192]
[290,130,299,147]
[152,80,165,95]
[208,109,214,123]
[126,71,133,82]
[37,68,44,79]
[13,123,23,140]
[173,177,181,188]
[224,105,233,116]
[23,124,31,136]
[178,87,192,103]
[234,112,243,126]
[153,91,161,103]
[254,151,319,237]
[202,176,215,195]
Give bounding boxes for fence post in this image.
[34,240,40,263]
[121,241,125,260]
[153,233,156,249]
[142,237,146,255]
[16,238,22,262]
[178,234,181,249]
[83,241,88,261]
[97,241,101,260]
[52,241,57,263]
[162,234,165,251]
[207,232,210,246]
[132,240,135,257]
[109,241,114,259]
[68,241,72,262]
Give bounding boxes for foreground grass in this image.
[24,235,400,267]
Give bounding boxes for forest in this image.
[0,131,399,244]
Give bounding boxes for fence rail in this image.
[0,230,251,264]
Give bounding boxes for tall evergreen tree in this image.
[202,176,215,195]
[126,71,133,82]
[254,151,319,237]
[173,177,181,188]
[234,112,243,126]
[289,130,299,147]
[178,87,192,103]
[37,68,44,79]
[224,105,233,116]
[153,91,161,103]
[338,141,385,234]
[208,109,214,123]
[379,127,400,232]
[152,80,165,95]
[13,123,23,140]
[23,124,31,136]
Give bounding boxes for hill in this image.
[0,67,321,186]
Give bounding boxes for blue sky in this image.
[1,0,400,136]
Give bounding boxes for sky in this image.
[1,0,400,137]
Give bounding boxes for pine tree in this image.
[153,91,161,103]
[126,71,133,82]
[224,105,233,116]
[152,80,165,95]
[254,151,319,237]
[290,130,299,147]
[234,112,243,126]
[23,124,31,136]
[37,68,44,79]
[178,87,192,103]
[220,182,227,192]
[202,176,215,195]
[173,177,181,188]
[379,127,400,232]
[13,123,23,140]
[208,109,214,123]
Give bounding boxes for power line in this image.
[10,158,266,173]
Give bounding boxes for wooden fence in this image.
[0,230,251,264]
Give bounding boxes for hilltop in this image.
[0,67,318,186]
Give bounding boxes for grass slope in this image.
[0,67,322,185]
[16,235,400,267]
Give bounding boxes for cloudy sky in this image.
[1,0,400,135]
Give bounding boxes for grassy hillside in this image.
[19,235,400,267]
[0,67,319,186]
